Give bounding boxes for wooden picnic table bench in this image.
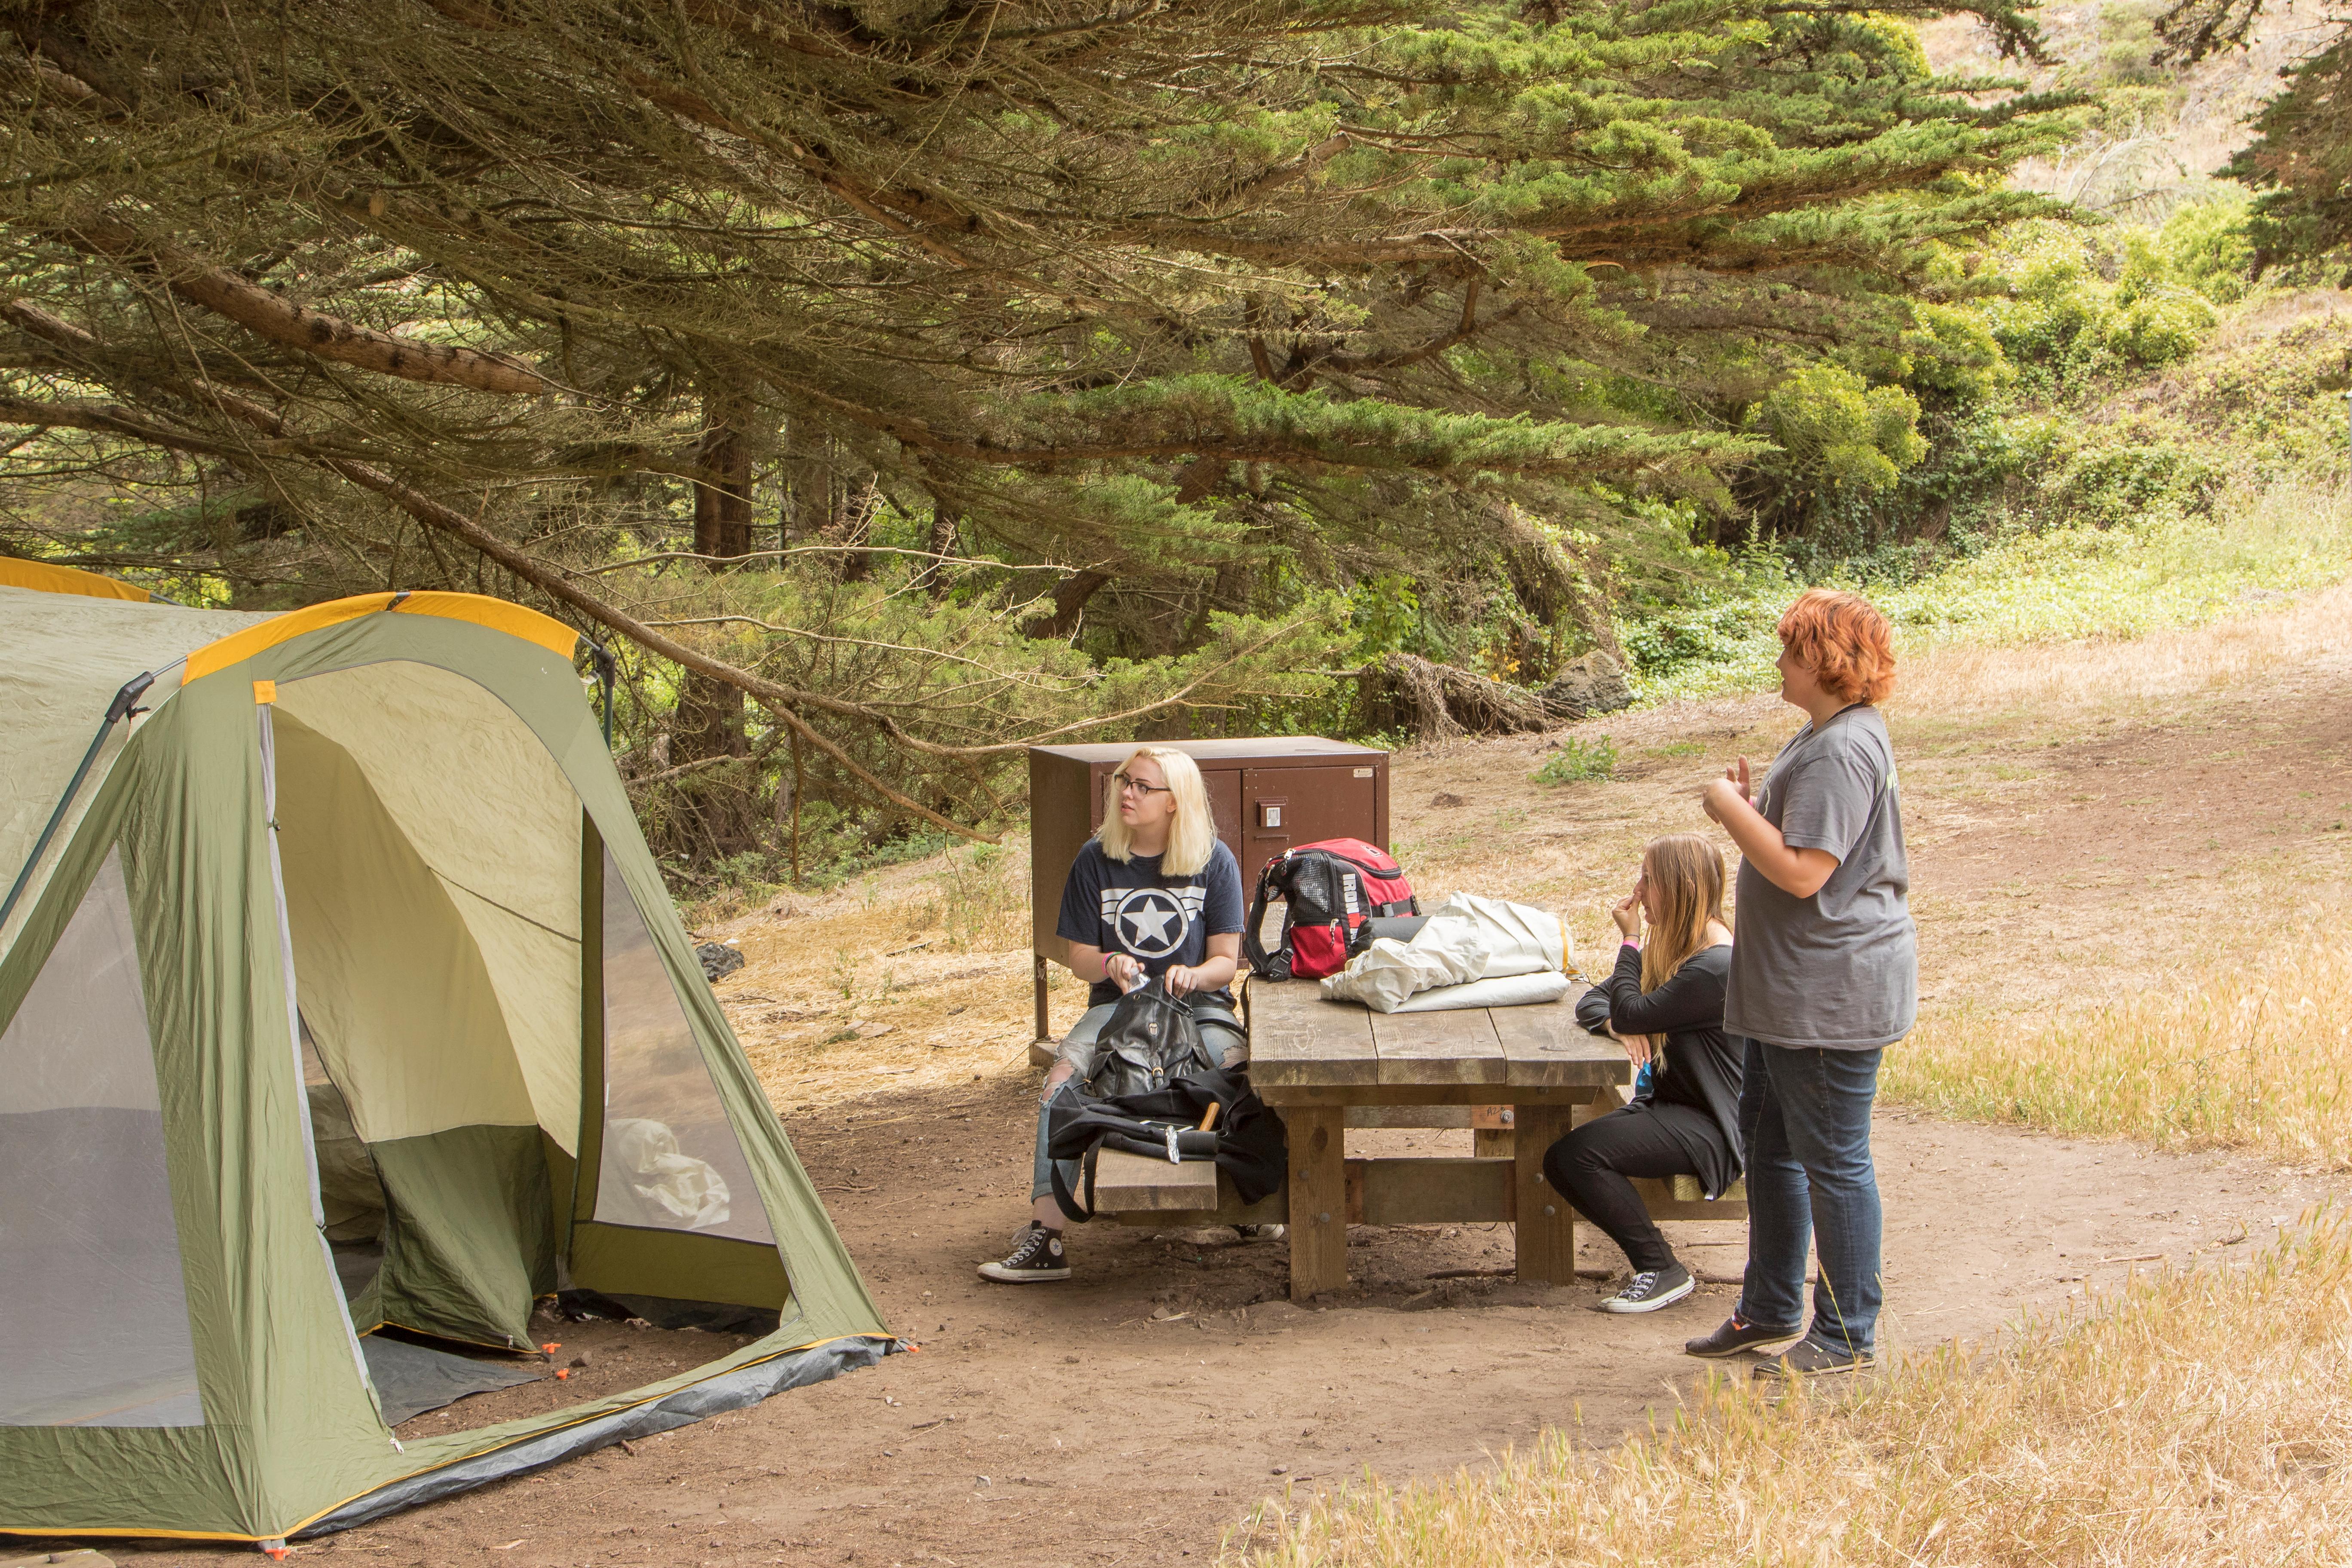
[1085,976,1748,1302]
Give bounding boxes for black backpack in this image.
[1044,1068,1288,1223]
[1082,979,1223,1100]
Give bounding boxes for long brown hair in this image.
[1640,833,1727,992]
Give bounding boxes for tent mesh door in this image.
[0,849,204,1426]
[594,849,775,1244]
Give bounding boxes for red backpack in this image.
[1241,839,1418,982]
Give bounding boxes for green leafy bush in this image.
[2156,192,2256,304]
[1531,735,1618,784]
[2102,286,2219,367]
[1754,365,1928,494]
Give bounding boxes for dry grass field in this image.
[1231,1213,2352,1567]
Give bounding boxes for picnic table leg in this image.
[1285,1105,1347,1301]
[1513,1102,1576,1286]
[1472,1103,1515,1159]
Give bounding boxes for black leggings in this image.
[1541,1104,1719,1274]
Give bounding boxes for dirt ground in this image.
[82,588,2352,1567]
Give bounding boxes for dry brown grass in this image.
[1891,577,2352,727]
[703,834,1087,1115]
[1226,1216,2352,1567]
[1890,913,2352,1170]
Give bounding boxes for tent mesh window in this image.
[595,849,775,1244]
[0,849,205,1427]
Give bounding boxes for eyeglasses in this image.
[1112,772,1172,796]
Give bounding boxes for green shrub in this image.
[1754,364,1928,494]
[2156,191,2256,304]
[2052,440,2231,522]
[1531,735,1618,784]
[2103,285,2219,366]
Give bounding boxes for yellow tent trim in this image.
[181,591,579,684]
[0,557,151,601]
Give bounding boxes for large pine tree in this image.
[1,0,2069,835]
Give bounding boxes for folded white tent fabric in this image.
[1320,932,1486,1011]
[1320,893,1572,1012]
[1390,971,1574,1013]
[1423,893,1571,978]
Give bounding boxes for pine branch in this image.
[39,215,553,395]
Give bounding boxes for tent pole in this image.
[0,670,154,936]
[588,639,617,750]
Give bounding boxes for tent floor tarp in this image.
[299,1337,891,1537]
[360,1336,543,1427]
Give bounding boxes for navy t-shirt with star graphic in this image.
[1055,839,1246,1008]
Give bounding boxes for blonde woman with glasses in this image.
[979,747,1247,1283]
[1543,833,1743,1315]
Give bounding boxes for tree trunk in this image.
[829,475,878,582]
[914,501,959,599]
[671,385,759,853]
[1024,568,1111,640]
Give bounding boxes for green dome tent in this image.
[0,562,892,1548]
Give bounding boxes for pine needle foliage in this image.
[0,0,2076,847]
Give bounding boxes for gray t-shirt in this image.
[1724,704,1917,1049]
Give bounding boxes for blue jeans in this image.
[1735,1036,1886,1357]
[1032,1082,1084,1204]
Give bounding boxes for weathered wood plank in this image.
[1345,1105,1473,1129]
[1258,1083,1604,1108]
[1631,1175,1750,1222]
[1090,1147,1220,1212]
[1368,1005,1506,1086]
[1285,1105,1347,1300]
[1494,987,1631,1090]
[1102,1194,1287,1227]
[1101,1168,1286,1226]
[1513,1102,1577,1285]
[1344,1157,1514,1226]
[1246,978,1378,1088]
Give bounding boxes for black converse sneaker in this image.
[1599,1262,1696,1314]
[978,1222,1070,1283]
[1752,1338,1876,1379]
[1684,1313,1806,1358]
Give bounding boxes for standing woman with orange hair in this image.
[1689,589,1915,1378]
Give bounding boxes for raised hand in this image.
[1611,891,1643,939]
[1701,755,1754,826]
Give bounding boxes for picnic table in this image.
[1248,977,1624,1298]
[1085,977,1747,1302]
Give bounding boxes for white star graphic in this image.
[1122,903,1177,946]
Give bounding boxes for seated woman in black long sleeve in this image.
[1543,832,1746,1315]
